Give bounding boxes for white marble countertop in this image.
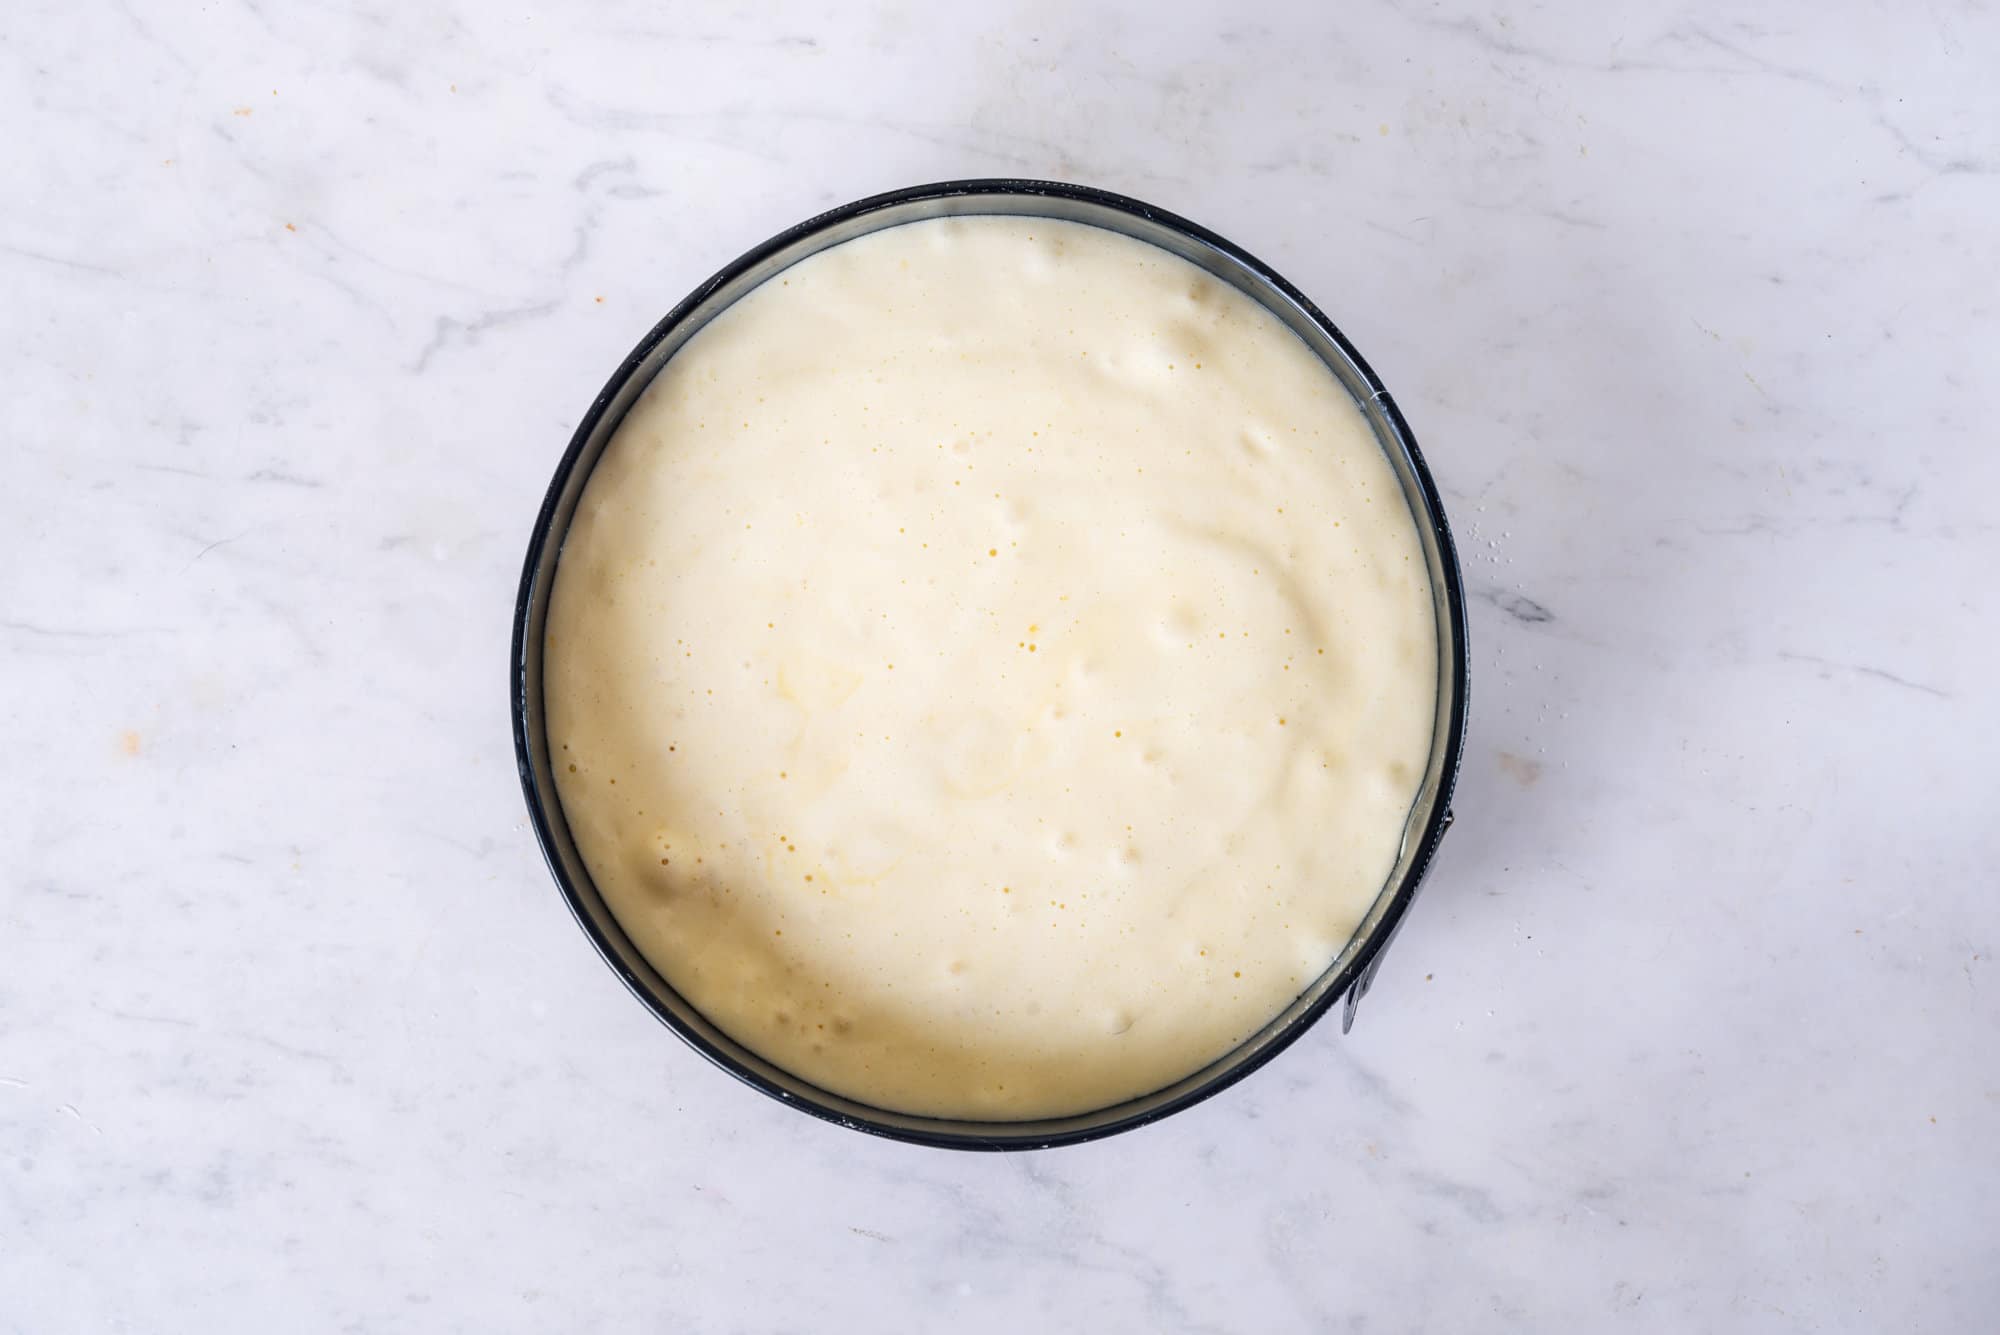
[6,2,1996,1330]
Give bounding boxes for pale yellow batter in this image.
[545,216,1436,1119]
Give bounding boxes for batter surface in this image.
[546,216,1436,1119]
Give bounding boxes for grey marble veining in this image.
[3,1,1995,1330]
